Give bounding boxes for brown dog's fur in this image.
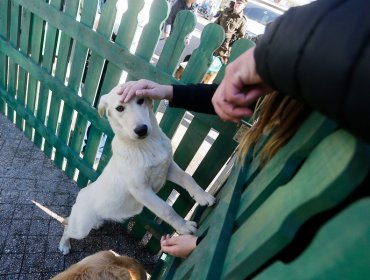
[52,250,147,280]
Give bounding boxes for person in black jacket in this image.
[213,0,370,143]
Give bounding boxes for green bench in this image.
[1,1,369,279]
[152,111,370,279]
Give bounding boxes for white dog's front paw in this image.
[59,240,71,255]
[177,220,197,235]
[193,191,216,207]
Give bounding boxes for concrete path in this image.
[0,113,158,279]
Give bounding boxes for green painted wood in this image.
[0,83,98,181]
[213,38,255,84]
[0,0,10,114]
[222,130,370,280]
[173,118,210,169]
[95,0,146,99]
[43,0,80,158]
[191,113,239,142]
[53,0,98,169]
[254,199,370,280]
[181,23,224,84]
[25,7,46,139]
[0,37,113,138]
[169,164,247,280]
[192,132,238,188]
[235,112,337,227]
[134,0,169,61]
[156,10,196,75]
[159,108,185,140]
[79,0,146,187]
[66,0,118,182]
[7,1,21,123]
[34,0,63,148]
[14,0,179,86]
[15,7,32,130]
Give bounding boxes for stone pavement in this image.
[0,113,158,279]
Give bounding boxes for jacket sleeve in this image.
[254,0,370,142]
[170,84,218,114]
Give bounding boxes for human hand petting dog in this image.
[212,46,272,122]
[118,79,173,103]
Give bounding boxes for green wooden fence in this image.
[153,111,370,280]
[0,0,255,255]
[4,1,368,279]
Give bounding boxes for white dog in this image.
[59,85,216,254]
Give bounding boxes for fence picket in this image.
[33,0,63,149]
[24,7,46,139]
[43,0,80,158]
[15,7,32,130]
[53,0,98,169]
[156,10,196,75]
[0,0,10,114]
[7,1,21,123]
[180,23,224,84]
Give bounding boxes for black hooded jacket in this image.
[254,0,370,142]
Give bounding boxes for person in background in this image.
[214,0,247,63]
[164,0,197,45]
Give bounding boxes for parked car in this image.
[243,0,288,41]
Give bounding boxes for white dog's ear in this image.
[98,95,108,117]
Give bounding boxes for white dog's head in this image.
[98,85,154,141]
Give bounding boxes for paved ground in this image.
[0,113,158,279]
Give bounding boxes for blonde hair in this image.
[237,92,311,166]
[52,251,147,280]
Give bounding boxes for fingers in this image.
[161,244,182,257]
[214,98,254,122]
[117,79,155,103]
[136,88,157,98]
[160,234,197,259]
[212,86,255,122]
[225,87,266,107]
[160,234,177,246]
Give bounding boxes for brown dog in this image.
[51,250,147,280]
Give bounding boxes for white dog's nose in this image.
[134,124,148,138]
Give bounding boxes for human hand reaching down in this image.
[212,46,272,122]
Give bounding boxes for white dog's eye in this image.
[137,98,145,105]
[116,105,125,112]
